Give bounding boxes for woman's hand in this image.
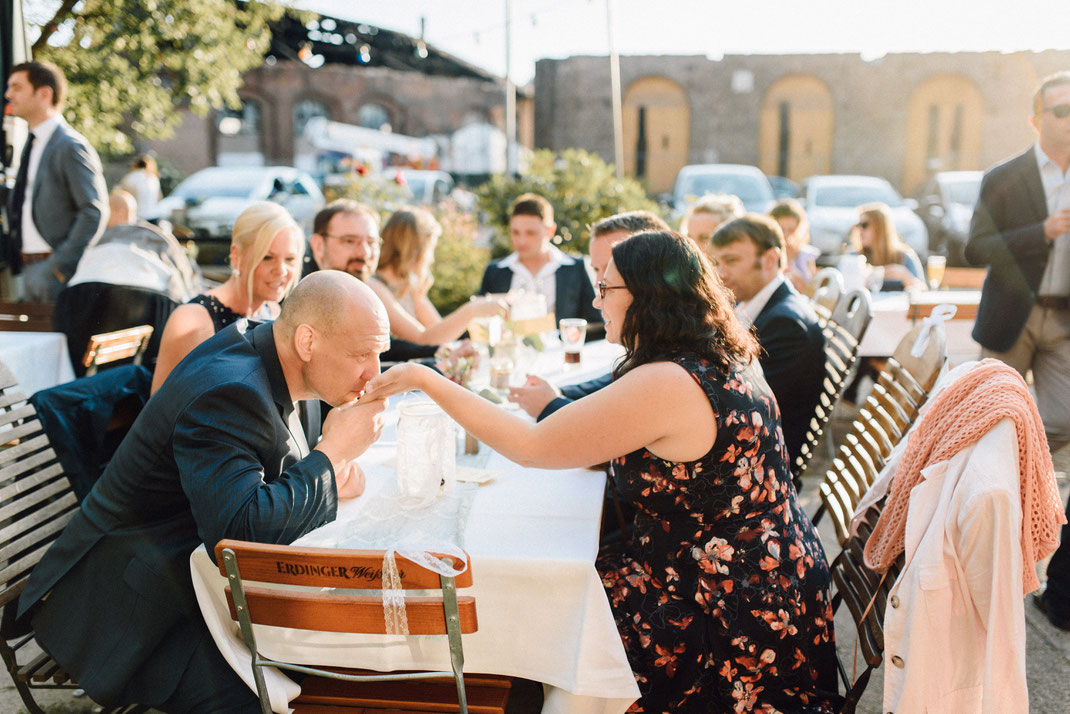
[363,363,433,401]
[883,263,918,285]
[466,295,509,319]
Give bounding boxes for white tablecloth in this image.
[860,291,981,363]
[0,332,75,395]
[190,340,638,714]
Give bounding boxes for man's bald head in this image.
[276,271,391,405]
[108,190,137,227]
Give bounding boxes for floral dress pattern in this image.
[596,355,841,713]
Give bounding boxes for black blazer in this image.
[479,253,603,324]
[537,372,613,421]
[965,147,1051,353]
[752,280,826,465]
[19,321,338,707]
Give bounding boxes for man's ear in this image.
[293,323,315,362]
[763,247,783,273]
[546,222,557,241]
[309,233,325,265]
[1029,114,1040,134]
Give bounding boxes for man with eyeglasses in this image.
[966,71,1070,632]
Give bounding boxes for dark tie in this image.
[8,132,35,270]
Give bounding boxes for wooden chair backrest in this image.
[214,540,477,636]
[0,360,79,610]
[0,302,54,332]
[808,267,844,322]
[818,323,946,544]
[793,289,873,481]
[82,325,154,376]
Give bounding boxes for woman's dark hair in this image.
[610,230,758,379]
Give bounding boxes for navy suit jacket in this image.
[965,147,1050,352]
[752,280,826,464]
[479,253,603,324]
[19,321,338,707]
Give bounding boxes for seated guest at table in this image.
[151,201,302,393]
[370,206,505,344]
[679,192,744,258]
[769,198,820,291]
[365,231,841,713]
[710,214,826,464]
[851,202,924,291]
[508,209,668,420]
[17,271,390,712]
[306,199,444,363]
[478,192,602,324]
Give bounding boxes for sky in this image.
[300,0,1069,85]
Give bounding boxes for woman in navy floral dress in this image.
[365,231,840,713]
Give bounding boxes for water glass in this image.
[559,318,587,364]
[926,255,946,290]
[396,401,456,507]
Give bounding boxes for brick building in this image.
[535,50,1070,194]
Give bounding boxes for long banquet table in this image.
[190,340,641,714]
[859,289,982,363]
[0,331,75,395]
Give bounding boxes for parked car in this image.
[399,169,455,205]
[154,166,325,241]
[914,170,983,266]
[800,175,928,260]
[768,175,801,199]
[670,164,775,216]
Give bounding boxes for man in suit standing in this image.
[709,214,826,465]
[479,193,602,325]
[4,61,107,301]
[968,72,1070,631]
[508,210,669,420]
[18,272,390,712]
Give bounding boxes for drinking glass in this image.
[559,318,587,364]
[865,266,885,299]
[396,401,455,507]
[926,255,946,290]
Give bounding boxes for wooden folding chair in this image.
[215,539,511,714]
[807,267,845,324]
[82,325,154,377]
[0,301,54,332]
[813,322,946,543]
[0,359,145,714]
[793,289,872,484]
[938,266,986,289]
[828,503,903,713]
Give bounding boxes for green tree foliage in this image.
[28,0,294,154]
[475,148,662,258]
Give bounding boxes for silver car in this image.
[155,166,325,239]
[671,164,775,216]
[801,175,929,260]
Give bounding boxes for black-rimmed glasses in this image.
[597,280,628,300]
[325,234,382,249]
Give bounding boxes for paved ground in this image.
[5,411,1070,713]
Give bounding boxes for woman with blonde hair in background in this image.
[367,206,505,345]
[851,202,924,291]
[679,193,744,257]
[770,198,820,291]
[151,201,304,393]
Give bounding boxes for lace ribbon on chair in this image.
[382,542,468,635]
[910,303,956,358]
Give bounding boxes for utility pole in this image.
[607,0,624,179]
[504,0,517,175]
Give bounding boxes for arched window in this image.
[216,98,264,166]
[622,77,690,193]
[217,99,261,137]
[758,75,834,182]
[358,103,392,132]
[294,99,329,137]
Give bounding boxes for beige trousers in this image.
[983,304,1070,451]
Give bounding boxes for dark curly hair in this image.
[611,231,757,379]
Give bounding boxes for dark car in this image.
[914,171,982,266]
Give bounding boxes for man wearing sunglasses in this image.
[965,71,1070,632]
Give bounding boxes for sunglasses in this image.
[597,280,628,300]
[1041,103,1070,119]
[857,221,871,230]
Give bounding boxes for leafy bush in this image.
[428,200,489,315]
[475,149,662,258]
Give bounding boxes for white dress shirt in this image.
[499,244,571,313]
[733,274,785,328]
[1035,142,1070,297]
[20,115,63,254]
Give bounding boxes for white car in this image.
[801,175,929,260]
[670,164,775,216]
[155,166,325,239]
